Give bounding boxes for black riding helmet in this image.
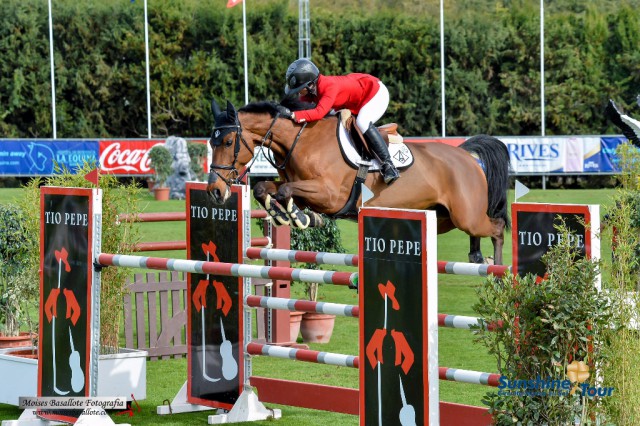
[284,58,319,96]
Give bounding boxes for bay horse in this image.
[206,98,511,265]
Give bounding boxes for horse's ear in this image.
[211,98,222,118]
[226,100,238,120]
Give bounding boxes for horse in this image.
[206,98,511,265]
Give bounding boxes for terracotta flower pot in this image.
[300,313,335,344]
[0,332,35,349]
[5,348,37,359]
[154,186,170,201]
[289,311,304,342]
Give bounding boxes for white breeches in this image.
[356,81,389,133]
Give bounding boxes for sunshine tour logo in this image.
[498,361,614,398]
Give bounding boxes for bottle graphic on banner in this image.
[564,137,584,172]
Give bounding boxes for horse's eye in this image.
[224,137,234,147]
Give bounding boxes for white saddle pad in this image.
[337,121,414,171]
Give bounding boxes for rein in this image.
[261,116,307,181]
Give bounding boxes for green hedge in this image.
[1,0,640,138]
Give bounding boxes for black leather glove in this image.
[276,105,295,121]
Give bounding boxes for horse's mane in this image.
[237,98,318,118]
[280,97,316,112]
[238,101,280,117]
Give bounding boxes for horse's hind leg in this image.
[468,237,484,264]
[490,218,506,266]
[452,211,506,265]
[253,181,291,226]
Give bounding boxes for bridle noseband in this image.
[208,119,252,186]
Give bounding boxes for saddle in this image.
[339,110,403,157]
[336,110,413,171]
[331,111,413,219]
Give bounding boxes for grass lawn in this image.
[0,185,618,424]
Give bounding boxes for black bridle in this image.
[208,111,307,186]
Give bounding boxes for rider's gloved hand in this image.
[276,105,295,121]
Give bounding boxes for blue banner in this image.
[0,140,99,176]
[600,137,629,173]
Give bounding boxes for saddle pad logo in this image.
[392,145,411,164]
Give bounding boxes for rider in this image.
[282,58,400,185]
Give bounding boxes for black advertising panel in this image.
[39,187,98,423]
[359,208,438,426]
[186,183,246,409]
[512,203,600,281]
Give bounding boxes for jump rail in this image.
[246,295,502,331]
[246,343,500,387]
[133,237,271,252]
[245,247,511,277]
[97,253,356,286]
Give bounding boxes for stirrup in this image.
[382,163,400,185]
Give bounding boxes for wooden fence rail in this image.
[123,272,187,361]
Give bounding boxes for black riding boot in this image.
[364,123,400,184]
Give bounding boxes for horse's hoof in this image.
[468,251,484,264]
[286,199,310,229]
[308,212,324,227]
[265,195,290,226]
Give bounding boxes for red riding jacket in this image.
[294,73,381,123]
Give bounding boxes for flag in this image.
[227,0,242,8]
[84,168,99,187]
[514,180,529,202]
[361,183,374,206]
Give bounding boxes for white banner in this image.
[502,136,603,174]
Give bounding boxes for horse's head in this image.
[206,98,256,204]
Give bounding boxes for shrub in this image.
[19,162,142,353]
[0,204,33,337]
[474,220,610,425]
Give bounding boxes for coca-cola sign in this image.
[99,140,164,175]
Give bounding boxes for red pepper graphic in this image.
[391,330,414,374]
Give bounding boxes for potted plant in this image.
[148,144,173,200]
[0,204,37,350]
[290,215,345,343]
[0,163,148,406]
[188,141,208,182]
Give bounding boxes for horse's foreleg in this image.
[253,181,290,226]
[275,184,324,229]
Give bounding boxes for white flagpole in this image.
[440,0,446,137]
[242,0,249,104]
[144,0,152,138]
[540,0,545,137]
[48,0,57,139]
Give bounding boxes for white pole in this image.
[440,0,446,137]
[242,0,249,104]
[144,0,152,138]
[48,0,57,139]
[540,0,545,136]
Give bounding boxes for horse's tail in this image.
[460,135,511,229]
